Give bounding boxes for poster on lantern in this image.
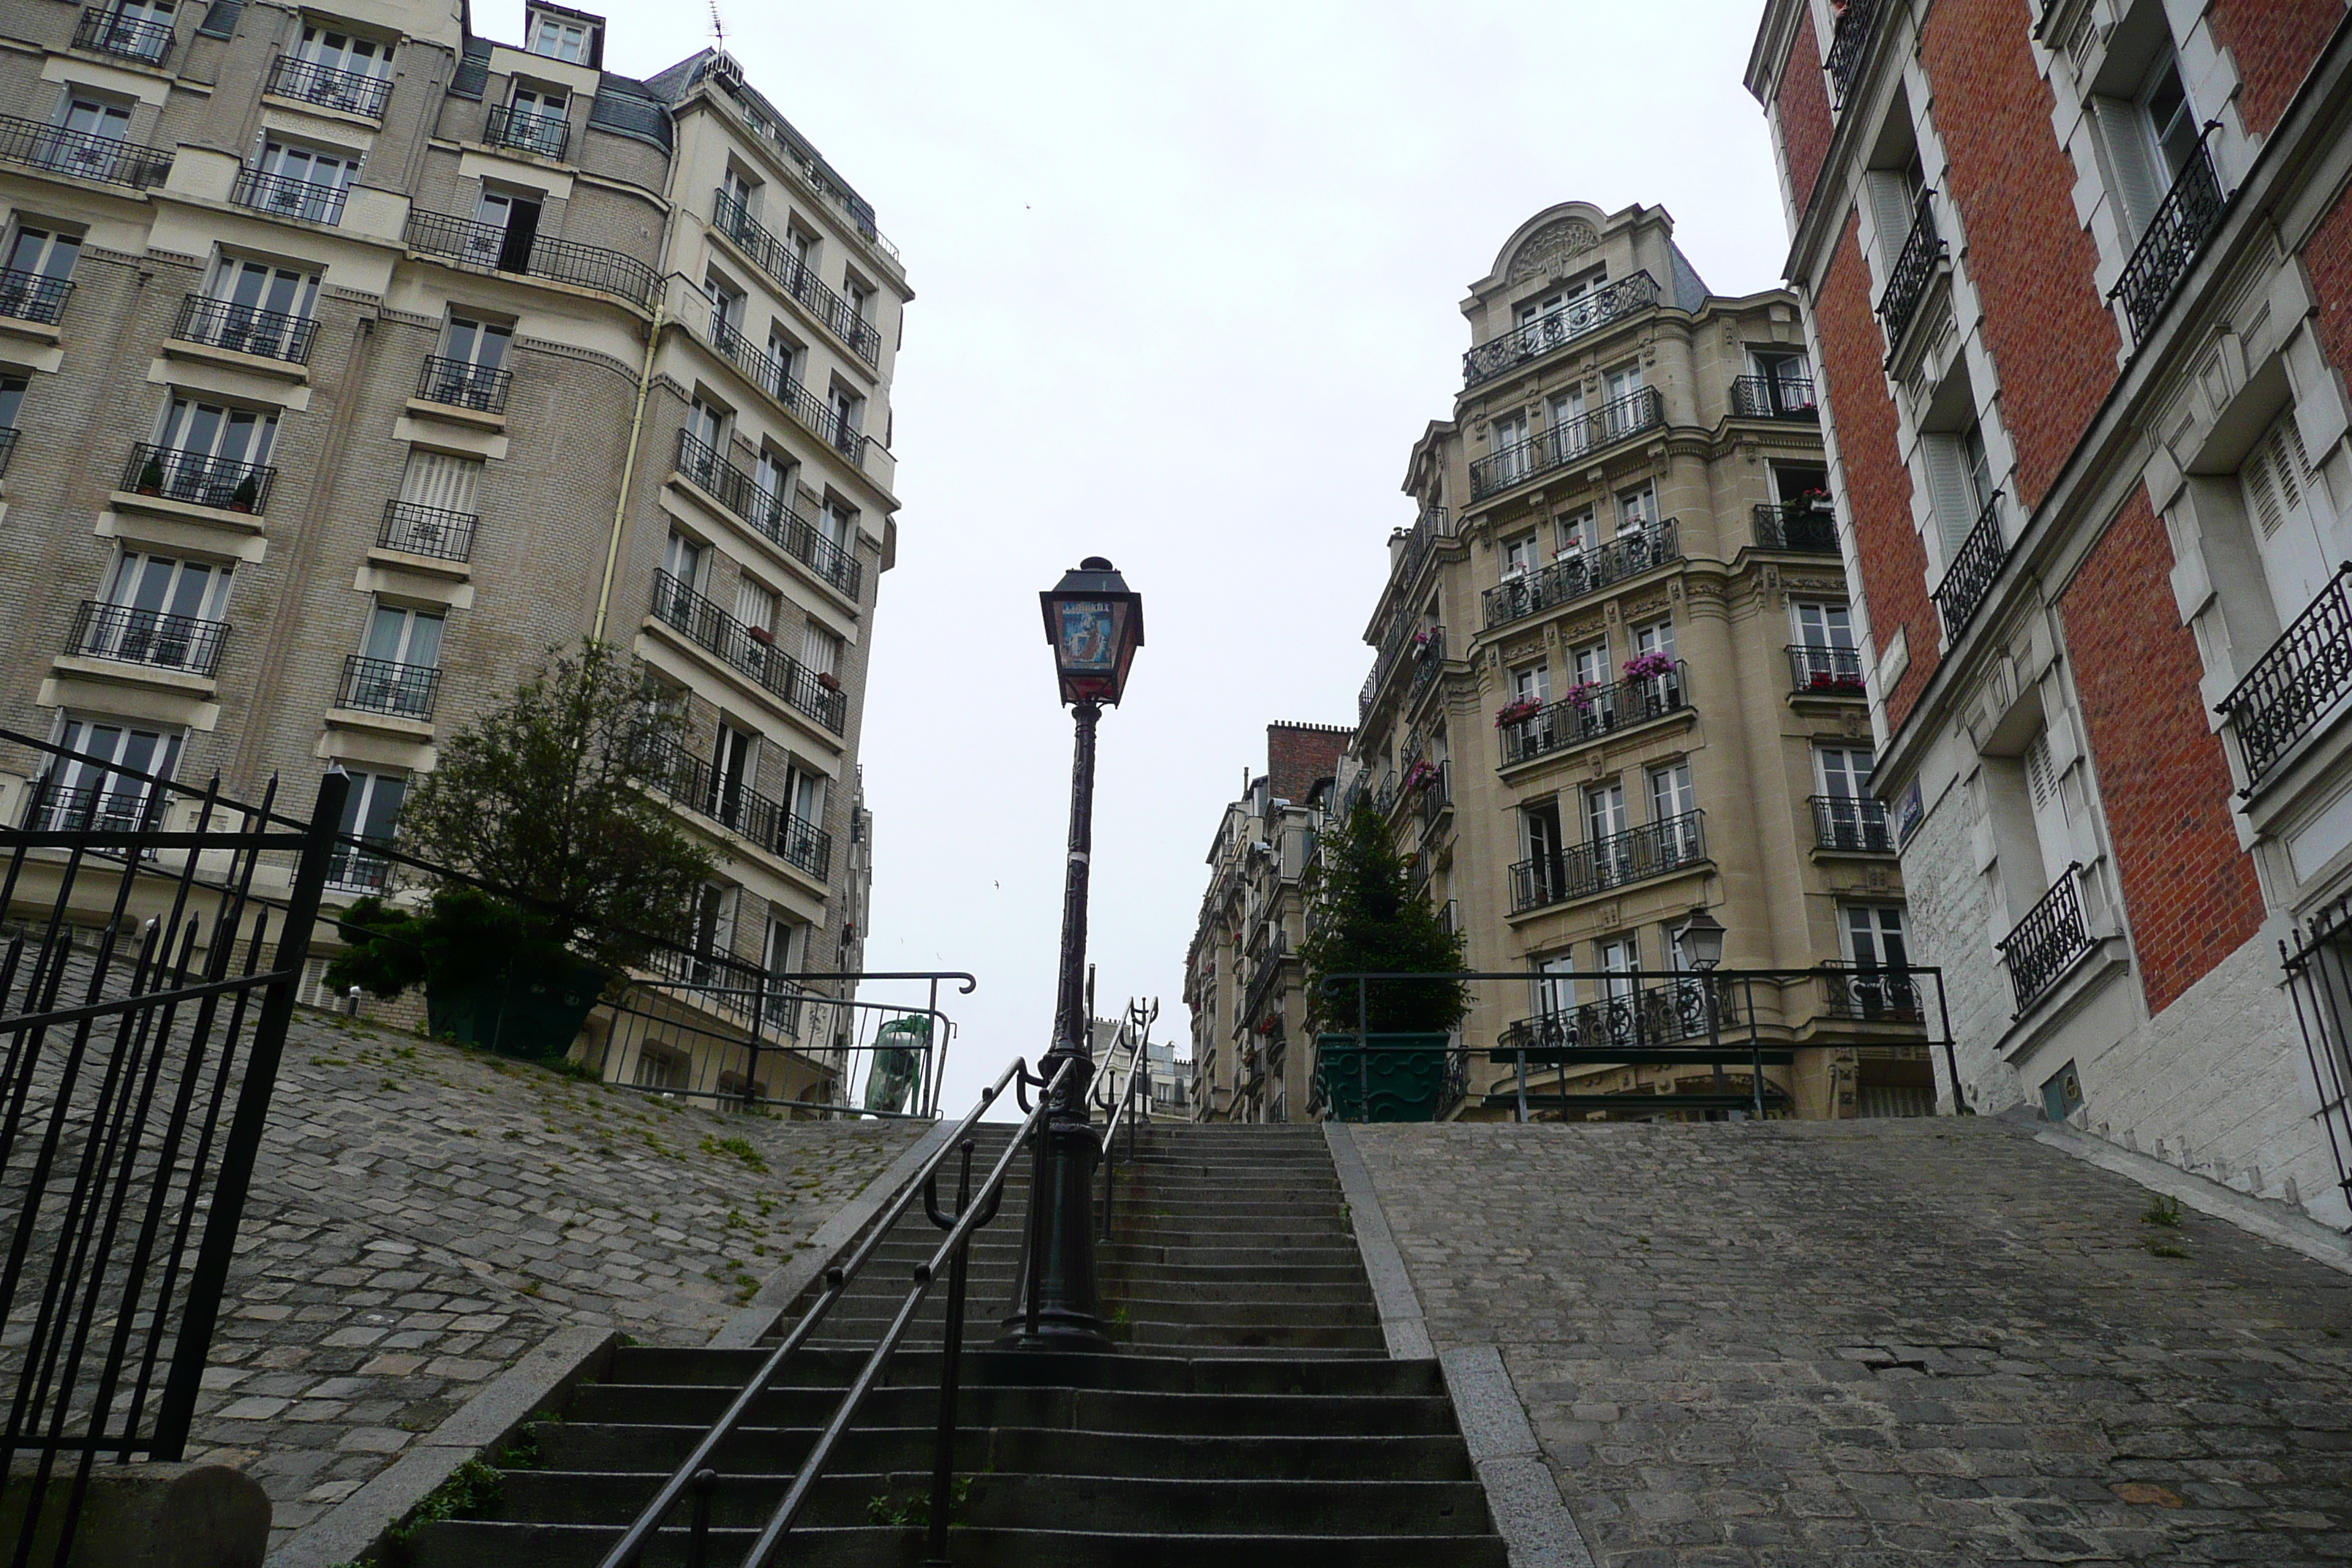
[1058,601,1117,671]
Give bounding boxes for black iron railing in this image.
[1509,810,1707,913]
[673,429,862,598]
[0,268,74,325]
[1877,192,1945,348]
[18,780,163,833]
[67,599,230,676]
[325,843,393,892]
[704,317,862,457]
[1998,865,2092,1014]
[2111,128,2226,344]
[74,4,172,63]
[0,112,170,187]
[232,167,347,225]
[1411,626,1447,698]
[1810,794,1893,851]
[1501,663,1688,766]
[1788,643,1866,695]
[710,189,883,366]
[1471,387,1665,500]
[404,208,660,308]
[1752,500,1838,552]
[1243,931,1288,1027]
[649,569,848,733]
[1462,273,1660,388]
[1393,503,1452,589]
[1415,760,1452,832]
[486,102,570,160]
[415,353,513,413]
[1358,611,1439,720]
[172,294,316,363]
[0,426,20,475]
[1824,0,1879,106]
[1731,374,1818,418]
[378,500,478,562]
[637,733,832,879]
[1499,974,1741,1057]
[336,653,440,720]
[121,442,277,512]
[2217,562,2352,792]
[1820,965,1923,1022]
[266,55,392,118]
[1931,491,2007,643]
[1482,519,1680,629]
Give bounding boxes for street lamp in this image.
[1672,906,1759,1119]
[1009,558,1144,1351]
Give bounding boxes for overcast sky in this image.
[511,0,1790,1114]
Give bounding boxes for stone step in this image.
[604,1348,1448,1398]
[410,1522,1512,1567]
[565,1384,1467,1437]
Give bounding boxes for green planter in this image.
[1316,1033,1452,1123]
[426,951,608,1060]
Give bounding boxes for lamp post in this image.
[1009,557,1143,1352]
[1672,907,1755,1119]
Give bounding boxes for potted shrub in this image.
[227,473,260,513]
[135,453,165,495]
[1622,652,1676,682]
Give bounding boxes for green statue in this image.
[864,1014,929,1114]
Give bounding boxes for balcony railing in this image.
[1393,504,1452,589]
[172,294,316,364]
[20,779,166,834]
[325,845,393,893]
[1243,932,1288,1026]
[2111,129,2226,344]
[1509,810,1708,914]
[649,569,848,733]
[485,103,570,161]
[378,500,478,562]
[0,427,18,475]
[120,442,277,513]
[1788,644,1866,696]
[337,654,440,720]
[1997,865,2092,1014]
[1359,613,1439,721]
[2217,563,2352,792]
[1876,192,1945,348]
[0,269,73,325]
[1415,760,1452,832]
[232,167,347,226]
[1810,795,1893,852]
[266,56,392,118]
[1731,374,1818,418]
[1931,491,2008,644]
[703,318,863,459]
[67,600,228,676]
[415,354,513,413]
[1499,974,1741,1058]
[1820,965,1923,1022]
[1471,387,1665,501]
[74,6,172,64]
[1752,501,1838,553]
[1501,663,1688,767]
[0,113,170,189]
[674,431,862,598]
[1461,273,1661,388]
[1824,0,1879,107]
[1482,520,1680,630]
[710,189,883,366]
[1411,626,1447,698]
[637,734,832,881]
[404,208,659,309]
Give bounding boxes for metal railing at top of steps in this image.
[1094,1044,1150,1242]
[597,1055,1072,1568]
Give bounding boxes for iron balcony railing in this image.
[0,111,170,188]
[1416,760,1452,832]
[2111,127,2226,344]
[1811,794,1893,852]
[704,317,862,458]
[1752,500,1839,552]
[415,353,513,413]
[1998,864,2092,1014]
[2217,562,2352,792]
[67,599,229,676]
[1509,810,1708,914]
[1357,611,1432,720]
[1243,932,1289,1027]
[0,268,73,325]
[710,189,883,366]
[1471,386,1665,500]
[637,733,832,881]
[121,442,277,512]
[673,429,862,598]
[325,843,393,892]
[404,208,659,309]
[75,4,172,64]
[20,779,164,834]
[1820,965,1923,1022]
[1931,491,2008,643]
[649,568,848,733]
[485,102,570,160]
[1499,973,1742,1057]
[266,55,392,118]
[0,426,18,475]
[172,294,316,364]
[1731,374,1818,418]
[378,500,478,562]
[232,167,347,225]
[337,653,441,720]
[1877,191,1945,348]
[1411,626,1447,698]
[1394,503,1452,589]
[1824,0,1879,107]
[1461,273,1661,388]
[1482,519,1679,630]
[1788,643,1867,695]
[1501,663,1688,766]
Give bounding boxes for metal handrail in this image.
[1096,1039,1148,1241]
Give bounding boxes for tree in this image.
[1298,801,1469,1035]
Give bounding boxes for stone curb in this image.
[263,1323,617,1568]
[1322,1122,1432,1360]
[2035,1121,2352,1276]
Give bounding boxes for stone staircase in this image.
[405,1122,1509,1565]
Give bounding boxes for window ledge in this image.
[404,395,507,432]
[48,653,216,698]
[0,317,62,347]
[258,91,384,131]
[108,489,267,532]
[364,545,471,581]
[1997,935,2129,1066]
[162,336,310,382]
[323,706,434,739]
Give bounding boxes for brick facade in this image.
[1776,8,1834,218]
[2304,176,2352,393]
[1266,723,1351,805]
[2207,0,2347,137]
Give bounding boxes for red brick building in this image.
[1747,0,2352,1220]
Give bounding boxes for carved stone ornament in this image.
[1506,218,1600,282]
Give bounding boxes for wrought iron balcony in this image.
[1824,0,1879,107]
[1243,932,1288,1027]
[0,268,73,325]
[1752,500,1838,553]
[637,733,832,880]
[1876,192,1945,349]
[1788,644,1866,696]
[20,777,166,834]
[172,294,316,364]
[1393,504,1452,589]
[67,600,228,676]
[1501,663,1688,766]
[1509,810,1708,914]
[2217,563,2352,792]
[266,55,392,118]
[325,844,393,893]
[1499,973,1741,1057]
[1998,865,2092,1014]
[486,103,570,161]
[0,113,170,188]
[121,442,277,513]
[673,430,862,598]
[1819,965,1923,1022]
[1482,520,1680,630]
[232,167,347,226]
[74,6,172,64]
[704,318,863,459]
[709,189,884,366]
[0,427,19,476]
[1415,760,1452,832]
[415,353,513,413]
[378,500,477,562]
[1931,491,2008,644]
[2111,129,2226,344]
[1411,626,1447,698]
[404,209,659,309]
[337,654,440,720]
[1461,273,1661,388]
[649,568,848,733]
[1471,387,1665,501]
[1811,794,1893,852]
[1731,374,1818,418]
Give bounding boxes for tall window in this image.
[84,551,231,668]
[1534,951,1575,1021]
[1501,533,1538,580]
[299,23,393,77]
[1616,483,1658,534]
[37,715,182,830]
[1596,935,1638,1003]
[704,272,743,341]
[330,770,406,891]
[2095,45,2200,238]
[721,165,760,217]
[1510,661,1550,706]
[661,530,706,603]
[2240,410,2335,622]
[1555,507,1595,558]
[1491,412,1529,483]
[735,575,777,635]
[819,499,854,553]
[1921,417,1996,554]
[710,724,755,826]
[473,186,540,270]
[1546,389,1583,459]
[52,97,132,179]
[828,385,862,445]
[1,222,80,318]
[256,141,358,210]
[0,373,27,432]
[426,314,510,407]
[394,450,482,547]
[362,602,444,669]
[802,622,843,677]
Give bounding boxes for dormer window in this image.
[525,6,598,63]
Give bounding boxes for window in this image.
[472,186,540,270]
[802,622,843,677]
[2024,728,2070,881]
[704,273,743,340]
[104,549,230,619]
[1,222,80,316]
[1533,951,1575,1020]
[154,396,277,504]
[1633,617,1676,663]
[527,9,594,62]
[1648,761,1694,821]
[1555,507,1595,559]
[2240,409,2335,622]
[769,329,804,389]
[441,313,510,371]
[299,23,393,77]
[662,530,706,600]
[51,96,133,178]
[1791,601,1855,690]
[687,882,738,982]
[1510,662,1550,706]
[0,373,26,431]
[1546,388,1585,459]
[1568,638,1607,688]
[348,603,442,716]
[1843,904,1916,1019]
[1501,533,1538,581]
[423,314,510,407]
[735,575,777,636]
[254,141,358,220]
[845,277,872,324]
[710,723,755,827]
[34,715,182,830]
[761,918,799,1027]
[1586,780,1627,841]
[83,550,231,668]
[1816,745,1874,800]
[1601,361,1644,439]
[819,499,854,552]
[786,763,825,829]
[361,602,443,668]
[1921,418,1996,554]
[1616,483,1658,535]
[396,448,481,515]
[328,769,406,891]
[786,222,818,278]
[687,397,727,453]
[1491,412,1529,483]
[510,85,566,121]
[827,385,862,445]
[721,165,760,217]
[1864,149,1929,279]
[1596,934,1638,1003]
[2094,46,2199,238]
[203,257,318,356]
[1520,799,1564,904]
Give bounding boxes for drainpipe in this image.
[593,290,664,641]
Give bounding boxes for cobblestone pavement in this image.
[1352,1118,2352,1567]
[183,1008,919,1550]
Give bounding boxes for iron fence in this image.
[1932,491,2008,644]
[1810,794,1893,852]
[1788,642,1866,694]
[404,208,659,309]
[672,430,862,598]
[1500,663,1687,766]
[1482,519,1680,629]
[1997,865,2092,1014]
[709,189,883,366]
[2282,897,2352,1222]
[648,570,848,733]
[66,601,229,678]
[2111,127,2226,344]
[336,655,440,720]
[1461,273,1660,388]
[1415,759,1452,832]
[377,500,478,563]
[120,442,276,513]
[1820,964,1923,1022]
[171,294,315,364]
[73,4,172,64]
[1877,191,1945,347]
[2217,565,2352,794]
[230,167,347,226]
[485,103,569,161]
[1509,810,1707,913]
[0,113,169,189]
[1731,374,1818,418]
[265,55,391,118]
[1471,387,1665,500]
[0,269,73,326]
[1753,501,1839,552]
[415,353,513,413]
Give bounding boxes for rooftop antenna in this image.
[706,0,725,47]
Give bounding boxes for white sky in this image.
[504,0,1790,1114]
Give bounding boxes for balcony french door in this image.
[32,717,182,831]
[473,187,540,272]
[207,258,317,358]
[92,551,230,668]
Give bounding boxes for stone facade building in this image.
[1746,0,2352,1215]
[0,0,909,1102]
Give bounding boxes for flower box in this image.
[746,625,774,647]
[1494,700,1542,727]
[815,671,842,692]
[1622,652,1676,682]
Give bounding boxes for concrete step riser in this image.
[605,1349,1449,1398]
[412,1523,1513,1568]
[566,1386,1466,1437]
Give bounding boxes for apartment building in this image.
[0,0,911,1102]
[1746,0,2352,1215]
[1185,722,1350,1123]
[1346,199,1938,1121]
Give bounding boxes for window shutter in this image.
[1920,434,1977,556]
[2092,96,2163,237]
[1864,170,1918,276]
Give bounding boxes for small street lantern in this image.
[1672,906,1758,1117]
[1039,557,1145,707]
[1673,906,1726,970]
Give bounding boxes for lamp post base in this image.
[1000,1097,1115,1352]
